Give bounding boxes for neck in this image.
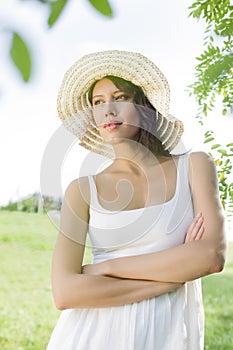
[111,140,166,171]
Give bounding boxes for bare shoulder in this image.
[64,176,90,206]
[188,151,217,184]
[188,151,223,215]
[65,176,90,193]
[188,151,215,167]
[62,176,90,222]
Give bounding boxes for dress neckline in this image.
[90,157,181,213]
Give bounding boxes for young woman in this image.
[46,50,226,349]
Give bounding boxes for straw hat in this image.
[57,50,184,158]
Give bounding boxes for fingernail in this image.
[196,212,202,218]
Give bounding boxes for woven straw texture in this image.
[57,50,184,157]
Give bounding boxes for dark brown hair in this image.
[88,75,170,157]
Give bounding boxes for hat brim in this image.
[57,50,184,157]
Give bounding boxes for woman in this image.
[47,50,226,349]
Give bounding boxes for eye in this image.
[93,99,104,106]
[114,94,130,102]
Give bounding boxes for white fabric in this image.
[47,153,204,350]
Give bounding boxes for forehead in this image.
[92,78,119,95]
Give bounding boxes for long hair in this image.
[88,75,170,157]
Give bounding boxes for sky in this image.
[0,0,232,218]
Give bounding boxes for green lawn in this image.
[0,211,232,349]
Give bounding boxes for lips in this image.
[103,121,123,129]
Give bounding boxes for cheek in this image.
[92,103,141,136]
[92,108,103,127]
[123,105,140,129]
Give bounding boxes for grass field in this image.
[0,211,232,349]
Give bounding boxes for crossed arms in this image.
[51,152,226,310]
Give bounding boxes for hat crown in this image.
[61,49,170,118]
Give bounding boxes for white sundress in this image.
[46,153,204,350]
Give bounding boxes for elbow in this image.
[52,280,73,311]
[53,291,70,311]
[55,303,66,311]
[209,243,226,274]
[54,298,68,311]
[209,262,224,274]
[52,274,84,310]
[51,280,69,310]
[209,256,225,274]
[57,303,69,311]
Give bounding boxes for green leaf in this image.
[88,0,113,17]
[211,143,221,149]
[222,108,227,115]
[218,149,228,156]
[227,143,233,147]
[10,31,32,82]
[48,0,68,28]
[204,130,214,137]
[204,137,215,143]
[224,159,231,165]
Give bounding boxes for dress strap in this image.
[166,154,187,205]
[179,153,191,190]
[165,153,194,235]
[87,174,101,210]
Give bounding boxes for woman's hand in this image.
[185,212,205,243]
[83,213,205,276]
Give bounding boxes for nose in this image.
[105,111,116,117]
[104,102,117,118]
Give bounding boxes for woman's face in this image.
[92,78,140,144]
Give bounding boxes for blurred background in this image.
[1,0,232,237]
[0,1,232,349]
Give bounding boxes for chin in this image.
[104,137,140,148]
[100,127,139,144]
[103,136,125,145]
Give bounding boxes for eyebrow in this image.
[92,90,123,99]
[92,94,103,99]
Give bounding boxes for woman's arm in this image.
[84,152,227,283]
[53,232,184,309]
[51,177,183,310]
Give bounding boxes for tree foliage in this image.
[5,0,113,81]
[87,0,113,17]
[204,133,233,217]
[189,0,233,118]
[189,0,233,218]
[47,0,69,28]
[10,31,32,82]
[2,0,233,217]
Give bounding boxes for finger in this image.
[195,226,205,241]
[189,217,204,241]
[186,213,202,236]
[185,213,202,242]
[186,217,204,242]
